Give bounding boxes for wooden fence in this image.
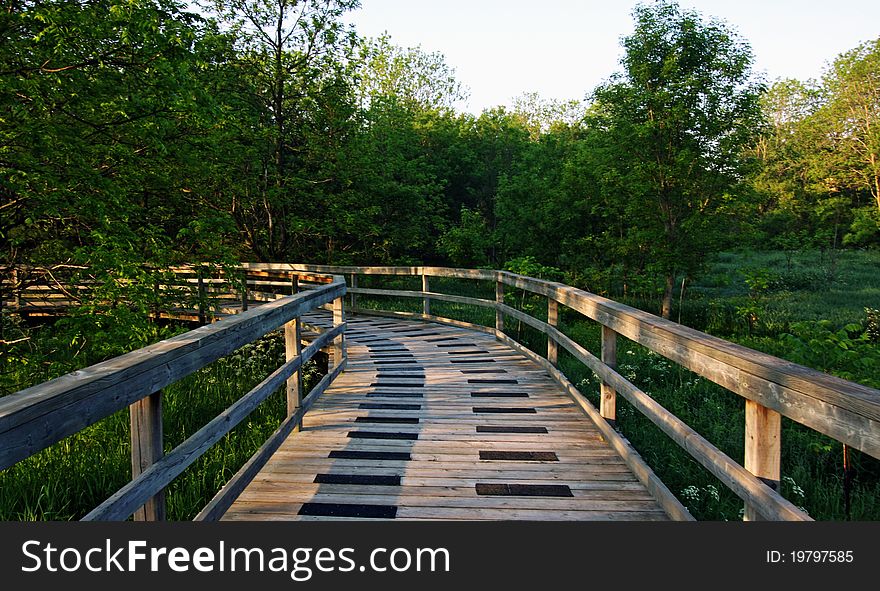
[245,263,880,522]
[0,268,347,521]
[4,263,879,521]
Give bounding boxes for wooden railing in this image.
[249,263,880,522]
[5,263,879,521]
[0,268,347,521]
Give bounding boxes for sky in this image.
[342,0,880,114]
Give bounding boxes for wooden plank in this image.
[601,325,617,424]
[422,274,430,315]
[284,317,303,430]
[129,392,165,521]
[495,280,504,333]
[547,298,558,366]
[0,280,345,471]
[83,325,343,521]
[194,361,346,522]
[504,330,808,521]
[744,401,782,521]
[225,315,676,522]
[498,271,880,456]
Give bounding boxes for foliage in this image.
[588,0,764,317]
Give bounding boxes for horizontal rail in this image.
[272,264,879,521]
[83,324,344,521]
[194,358,347,522]
[275,264,879,460]
[348,287,495,309]
[0,278,345,470]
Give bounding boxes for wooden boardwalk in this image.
[223,314,670,521]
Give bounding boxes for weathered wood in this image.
[547,298,558,366]
[601,326,617,425]
[497,272,880,458]
[536,326,810,521]
[129,392,165,521]
[224,316,676,522]
[349,274,357,310]
[422,273,430,315]
[492,331,693,522]
[744,401,782,521]
[284,317,303,430]
[496,280,504,333]
[332,296,345,368]
[83,324,344,521]
[197,270,207,325]
[194,360,346,522]
[241,271,249,312]
[347,287,495,310]
[0,280,345,471]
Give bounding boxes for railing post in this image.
[197,269,206,325]
[130,392,165,521]
[744,401,781,521]
[12,267,20,310]
[422,272,430,316]
[284,317,303,431]
[350,273,357,311]
[495,278,504,334]
[547,298,558,366]
[332,294,345,368]
[241,270,249,312]
[291,273,299,295]
[600,325,617,426]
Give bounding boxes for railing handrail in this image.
[277,264,879,456]
[1,269,347,521]
[269,263,880,521]
[5,263,878,521]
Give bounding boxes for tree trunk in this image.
[661,273,674,319]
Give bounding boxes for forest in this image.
[1,0,879,520]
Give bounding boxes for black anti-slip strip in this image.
[475,483,573,497]
[468,378,518,384]
[314,473,401,486]
[358,402,422,411]
[436,343,477,348]
[347,431,419,441]
[476,425,548,434]
[446,350,489,355]
[461,369,508,374]
[425,337,457,342]
[451,359,494,364]
[367,346,408,351]
[470,392,530,398]
[370,382,425,388]
[479,451,558,461]
[366,392,424,398]
[472,407,537,414]
[369,353,414,358]
[329,450,411,461]
[298,503,397,519]
[355,417,420,424]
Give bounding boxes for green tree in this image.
[590,1,764,318]
[814,38,880,245]
[356,35,468,111]
[198,0,359,261]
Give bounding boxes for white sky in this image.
[342,0,880,114]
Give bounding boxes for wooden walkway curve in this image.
[223,314,670,521]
